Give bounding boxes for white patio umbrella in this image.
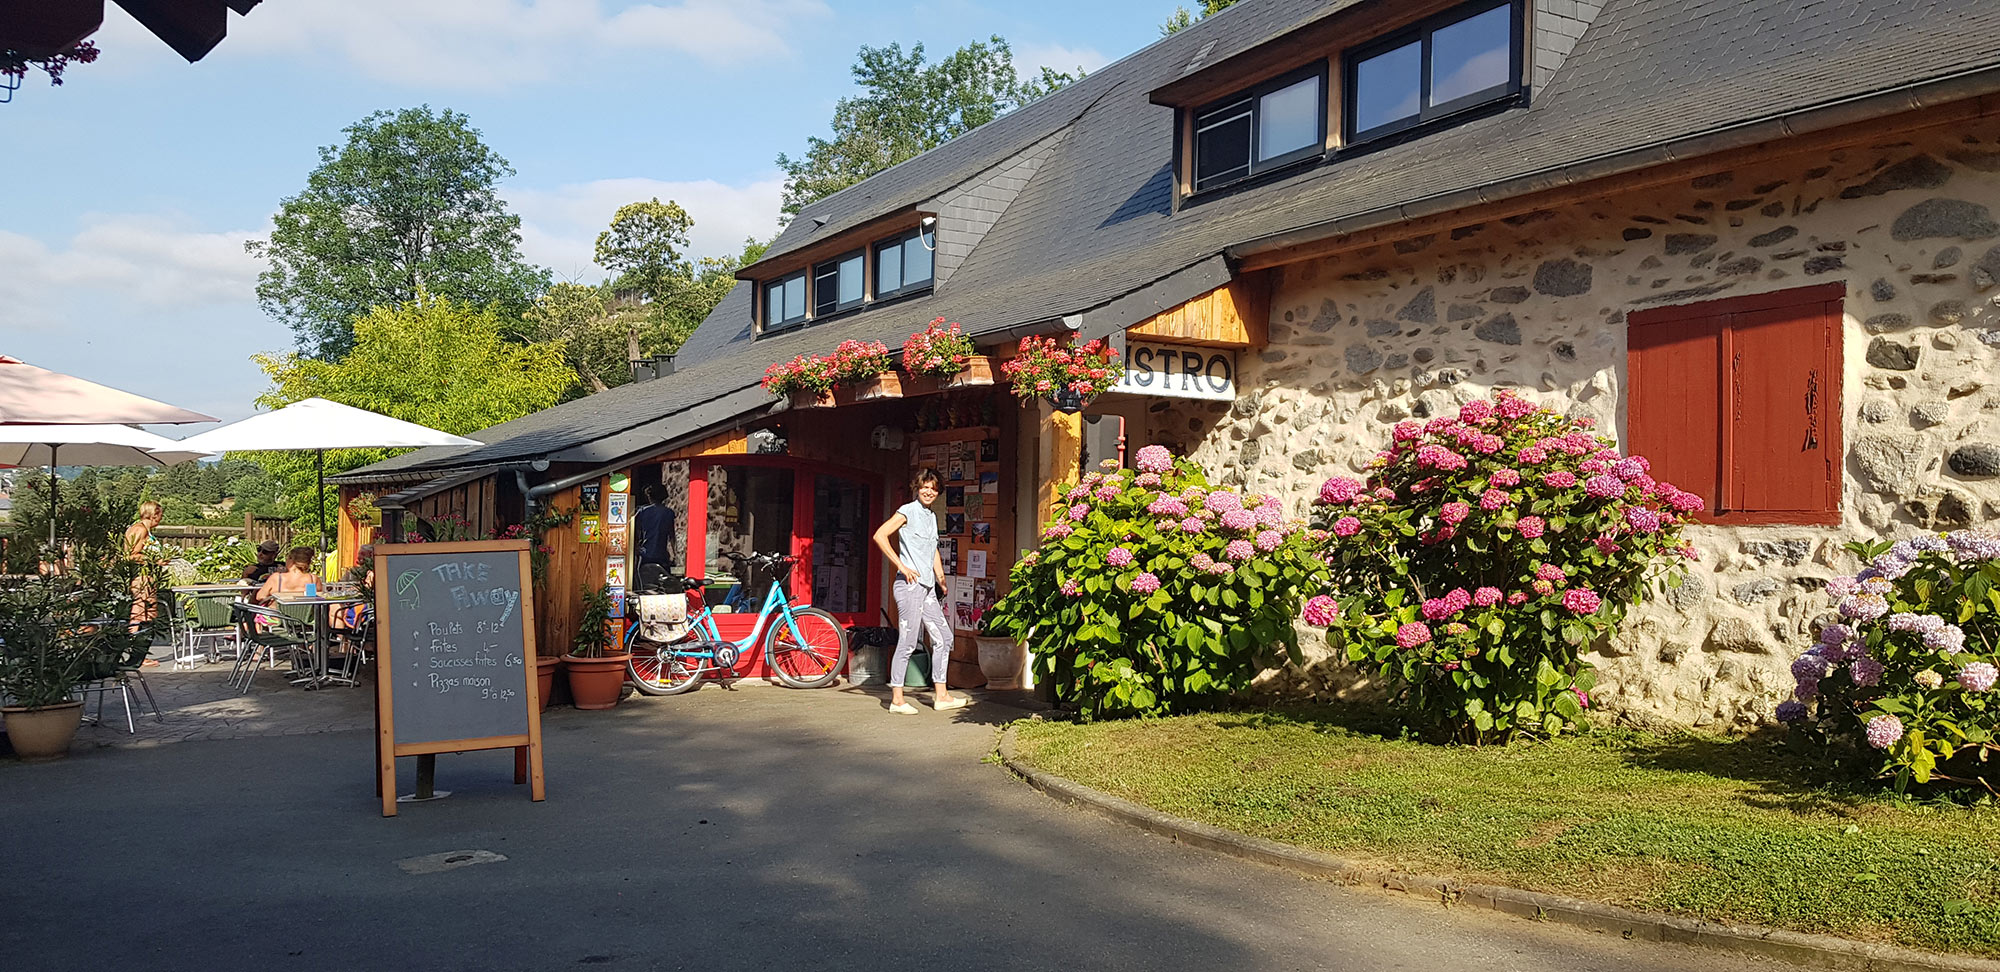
[166,398,481,553]
[0,355,216,425]
[0,424,213,544]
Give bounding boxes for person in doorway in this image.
[125,500,164,660]
[240,540,283,586]
[871,467,965,714]
[634,485,679,583]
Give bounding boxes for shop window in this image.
[811,475,870,614]
[874,228,934,300]
[1191,64,1326,193]
[813,251,865,318]
[1627,283,1843,525]
[704,465,796,609]
[1346,0,1520,144]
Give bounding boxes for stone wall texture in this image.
[1147,121,2000,730]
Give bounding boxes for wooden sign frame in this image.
[373,539,545,817]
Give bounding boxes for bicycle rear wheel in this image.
[765,607,847,688]
[628,641,707,695]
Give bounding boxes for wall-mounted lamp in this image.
[920,215,937,251]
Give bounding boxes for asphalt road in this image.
[1,684,1791,972]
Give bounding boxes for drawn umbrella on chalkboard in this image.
[396,570,423,607]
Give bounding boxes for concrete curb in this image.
[997,725,2000,972]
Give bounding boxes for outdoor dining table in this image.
[272,594,366,688]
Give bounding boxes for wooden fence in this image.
[149,515,294,552]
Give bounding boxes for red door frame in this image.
[681,454,887,629]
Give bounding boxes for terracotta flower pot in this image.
[850,372,904,401]
[786,388,836,410]
[3,701,84,760]
[975,636,1026,690]
[944,356,996,389]
[536,655,560,711]
[563,652,632,710]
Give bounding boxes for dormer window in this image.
[813,251,864,318]
[873,228,933,300]
[1192,64,1326,193]
[1346,0,1520,144]
[764,271,806,331]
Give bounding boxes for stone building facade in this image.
[1148,120,2000,729]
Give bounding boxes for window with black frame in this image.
[1191,63,1326,194]
[1346,0,1520,144]
[763,271,807,331]
[873,228,934,300]
[812,251,865,318]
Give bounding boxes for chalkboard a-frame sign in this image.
[374,539,545,816]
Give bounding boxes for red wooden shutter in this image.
[1627,314,1723,513]
[1722,295,1842,523]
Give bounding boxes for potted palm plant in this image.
[563,583,629,710]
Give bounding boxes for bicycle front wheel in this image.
[765,607,848,688]
[628,641,707,695]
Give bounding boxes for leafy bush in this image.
[1781,533,2000,792]
[161,535,257,585]
[987,446,1327,719]
[1303,391,1697,743]
[901,318,975,377]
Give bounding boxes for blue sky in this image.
[2,0,1179,429]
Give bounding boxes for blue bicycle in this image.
[624,552,849,695]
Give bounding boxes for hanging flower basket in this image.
[1000,335,1121,410]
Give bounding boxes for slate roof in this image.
[340,0,2000,484]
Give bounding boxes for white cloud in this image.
[218,0,833,89]
[510,175,786,282]
[1016,41,1109,78]
[0,216,265,331]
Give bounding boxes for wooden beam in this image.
[1036,404,1083,528]
[664,429,747,460]
[1237,92,2000,273]
[1126,273,1271,349]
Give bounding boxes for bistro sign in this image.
[1112,340,1237,401]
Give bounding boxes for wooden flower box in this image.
[900,356,999,398]
[849,372,905,402]
[785,387,837,410]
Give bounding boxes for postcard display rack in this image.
[909,425,1010,654]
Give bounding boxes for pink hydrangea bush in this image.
[986,450,1327,719]
[1302,391,1695,742]
[1781,532,2000,792]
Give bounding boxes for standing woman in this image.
[871,467,966,714]
[125,500,164,661]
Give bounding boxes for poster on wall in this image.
[606,492,629,526]
[608,588,626,617]
[605,560,627,589]
[580,516,601,544]
[967,549,987,578]
[580,482,603,515]
[607,526,627,554]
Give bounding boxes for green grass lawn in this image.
[1009,708,2000,957]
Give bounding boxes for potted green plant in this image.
[0,571,134,759]
[562,583,629,710]
[973,609,1025,690]
[900,318,990,395]
[828,339,896,402]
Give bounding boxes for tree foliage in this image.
[251,296,573,534]
[1161,0,1240,35]
[247,106,550,359]
[594,198,694,305]
[777,36,1082,217]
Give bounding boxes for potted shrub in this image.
[999,335,1121,412]
[987,446,1327,719]
[762,354,837,409]
[1301,391,1696,743]
[1781,531,2000,792]
[562,584,629,710]
[0,571,134,759]
[972,610,1026,690]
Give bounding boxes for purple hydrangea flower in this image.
[1865,714,1905,750]
[1254,529,1284,552]
[1838,593,1890,621]
[1224,539,1255,561]
[1776,700,1807,723]
[1220,508,1258,532]
[1790,653,1828,680]
[1924,624,1967,654]
[1203,491,1243,514]
[1131,572,1161,594]
[1105,547,1134,568]
[1134,445,1173,474]
[1850,656,1885,687]
[1946,529,2000,562]
[1959,661,1998,693]
[1583,474,1625,499]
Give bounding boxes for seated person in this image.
[253,546,318,605]
[240,540,283,586]
[331,545,375,639]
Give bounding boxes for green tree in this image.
[778,36,1082,217]
[251,295,573,534]
[247,106,551,359]
[522,282,626,395]
[1161,0,1240,35]
[594,199,695,305]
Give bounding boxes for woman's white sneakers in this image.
[933,696,970,711]
[888,702,919,714]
